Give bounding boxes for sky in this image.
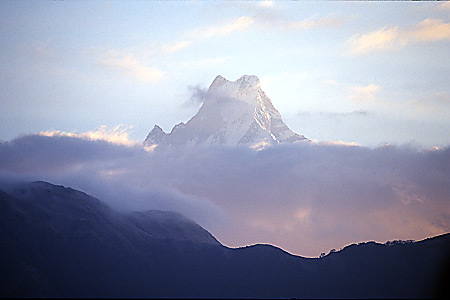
[1,0,449,147]
[1,1,450,257]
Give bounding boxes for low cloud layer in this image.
[39,125,138,146]
[1,133,449,257]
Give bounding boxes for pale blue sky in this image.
[1,1,449,147]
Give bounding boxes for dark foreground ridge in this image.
[1,181,449,298]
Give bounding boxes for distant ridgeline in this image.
[1,181,449,298]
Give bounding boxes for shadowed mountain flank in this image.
[1,181,449,298]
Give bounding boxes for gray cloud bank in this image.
[1,134,449,257]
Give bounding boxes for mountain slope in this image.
[0,181,220,297]
[1,181,449,298]
[144,75,307,149]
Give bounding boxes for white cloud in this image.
[311,139,360,147]
[348,18,450,54]
[162,40,193,53]
[100,49,164,83]
[394,91,450,118]
[161,16,254,54]
[254,12,343,31]
[257,1,274,8]
[285,15,342,30]
[39,125,138,146]
[349,84,381,102]
[189,16,254,40]
[97,16,253,81]
[348,27,402,54]
[295,208,311,221]
[411,18,450,42]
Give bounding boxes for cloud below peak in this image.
[1,133,449,256]
[39,125,139,147]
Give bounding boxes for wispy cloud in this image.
[163,16,254,54]
[97,16,252,81]
[348,18,450,54]
[255,12,343,31]
[39,125,138,146]
[411,18,450,42]
[297,110,370,118]
[99,49,164,83]
[190,16,254,40]
[284,14,343,30]
[311,139,360,147]
[398,91,450,116]
[162,40,193,54]
[349,84,381,101]
[181,84,207,108]
[257,0,274,8]
[244,0,343,31]
[348,27,402,54]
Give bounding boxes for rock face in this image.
[144,75,308,149]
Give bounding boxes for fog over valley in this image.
[1,130,448,257]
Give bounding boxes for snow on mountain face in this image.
[144,75,308,149]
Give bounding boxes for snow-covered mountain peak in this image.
[152,124,163,132]
[144,75,308,149]
[211,74,227,85]
[210,74,259,87]
[237,74,260,86]
[206,74,263,108]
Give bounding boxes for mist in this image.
[1,133,449,257]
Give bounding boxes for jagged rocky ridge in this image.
[1,181,449,298]
[144,75,308,149]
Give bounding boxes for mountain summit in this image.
[144,75,308,149]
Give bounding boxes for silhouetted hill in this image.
[1,181,449,298]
